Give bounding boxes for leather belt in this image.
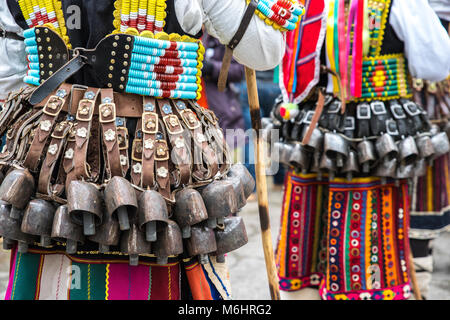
[217,0,258,91]
[0,28,25,41]
[23,83,71,171]
[99,89,123,178]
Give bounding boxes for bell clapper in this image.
[145,221,157,242]
[181,225,191,239]
[40,235,51,247]
[129,254,139,266]
[18,241,28,253]
[83,212,96,236]
[66,239,78,254]
[10,207,22,220]
[99,244,110,253]
[117,207,130,231]
[198,254,209,265]
[336,154,344,168]
[363,162,370,173]
[3,238,14,250]
[157,255,168,265]
[216,254,225,263]
[207,217,217,229]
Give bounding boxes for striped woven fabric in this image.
[4,247,231,300]
[319,177,412,300]
[410,153,450,240]
[276,171,328,292]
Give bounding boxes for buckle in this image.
[43,95,65,116]
[0,29,5,38]
[302,110,315,124]
[327,101,341,114]
[403,101,421,117]
[51,122,73,139]
[117,127,129,150]
[163,115,184,135]
[154,140,170,161]
[344,117,355,131]
[390,103,406,119]
[180,109,201,130]
[357,103,371,119]
[142,112,158,134]
[385,119,399,135]
[370,101,387,115]
[99,103,116,123]
[131,139,143,161]
[76,99,95,122]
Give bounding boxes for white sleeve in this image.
[389,0,450,81]
[0,1,28,100]
[173,0,204,36]
[201,0,286,71]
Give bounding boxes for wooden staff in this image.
[244,67,281,300]
[408,251,423,300]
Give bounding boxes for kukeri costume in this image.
[0,0,302,300]
[265,0,450,300]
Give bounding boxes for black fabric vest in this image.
[6,0,202,86]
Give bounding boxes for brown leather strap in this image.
[73,88,100,180]
[130,118,143,186]
[302,89,325,146]
[37,121,73,196]
[154,119,172,201]
[116,119,130,176]
[184,101,219,181]
[23,83,71,171]
[99,89,123,178]
[217,0,258,92]
[141,97,157,189]
[157,99,191,187]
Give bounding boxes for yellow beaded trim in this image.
[17,0,71,48]
[114,0,167,34]
[245,0,303,32]
[367,0,391,57]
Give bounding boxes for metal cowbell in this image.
[319,154,337,181]
[288,144,311,172]
[21,199,56,247]
[415,135,435,162]
[301,125,323,152]
[186,224,217,265]
[323,132,349,168]
[398,136,419,166]
[120,223,151,266]
[138,189,169,242]
[88,209,121,253]
[227,163,256,200]
[431,132,450,159]
[214,216,248,263]
[51,205,85,254]
[374,158,398,184]
[375,133,399,160]
[357,139,376,173]
[104,176,138,231]
[174,188,208,239]
[0,169,35,220]
[342,150,360,181]
[0,200,36,253]
[201,180,238,229]
[67,180,103,236]
[153,219,183,265]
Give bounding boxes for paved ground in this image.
[0,179,448,300]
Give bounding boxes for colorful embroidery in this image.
[276,171,328,291]
[247,0,305,32]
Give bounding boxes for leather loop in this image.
[217,0,258,92]
[99,89,123,178]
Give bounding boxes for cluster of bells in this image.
[0,163,255,266]
[262,99,450,183]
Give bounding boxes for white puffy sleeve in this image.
[200,0,286,71]
[0,1,28,100]
[389,0,450,81]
